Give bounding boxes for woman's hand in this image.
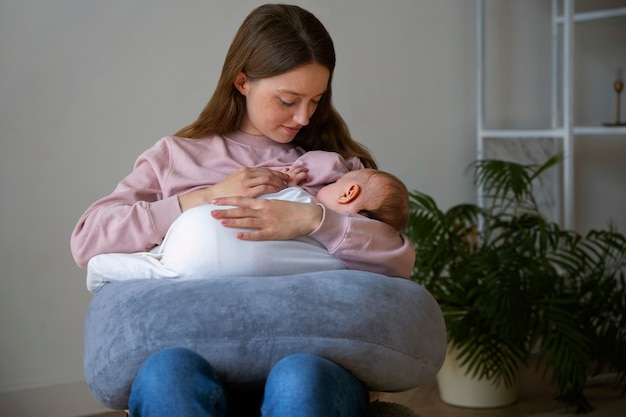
[282,166,309,186]
[210,197,323,241]
[179,167,290,211]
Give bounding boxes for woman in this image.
[71,4,414,416]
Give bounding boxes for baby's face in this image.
[315,181,342,210]
[316,171,365,211]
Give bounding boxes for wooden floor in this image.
[84,371,625,417]
[375,376,625,417]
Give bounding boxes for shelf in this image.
[555,7,626,23]
[476,0,626,230]
[479,126,626,138]
[479,129,564,139]
[573,126,626,135]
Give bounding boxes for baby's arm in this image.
[286,151,365,195]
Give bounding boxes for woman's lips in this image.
[282,125,301,135]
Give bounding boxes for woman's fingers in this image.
[233,167,290,197]
[178,168,291,211]
[211,197,323,241]
[282,166,309,186]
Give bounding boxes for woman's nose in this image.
[293,104,311,126]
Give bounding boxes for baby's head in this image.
[316,169,409,232]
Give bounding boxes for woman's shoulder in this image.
[159,134,220,147]
[132,136,219,169]
[145,134,226,154]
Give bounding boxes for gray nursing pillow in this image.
[84,270,446,410]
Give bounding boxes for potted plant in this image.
[405,154,626,413]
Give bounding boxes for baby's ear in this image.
[337,184,361,204]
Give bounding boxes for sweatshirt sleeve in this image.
[293,151,365,194]
[309,206,415,279]
[70,139,182,268]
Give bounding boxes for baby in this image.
[86,156,408,292]
[312,168,408,232]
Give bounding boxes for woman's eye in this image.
[279,98,296,107]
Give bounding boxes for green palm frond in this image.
[472,154,563,213]
[406,153,626,414]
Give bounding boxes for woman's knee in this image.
[263,353,368,416]
[268,353,336,387]
[129,347,226,415]
[134,347,218,385]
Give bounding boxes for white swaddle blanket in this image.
[86,188,346,293]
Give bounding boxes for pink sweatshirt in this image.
[70,131,414,277]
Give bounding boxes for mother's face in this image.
[234,63,330,144]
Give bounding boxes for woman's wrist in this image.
[305,203,324,235]
[178,188,215,212]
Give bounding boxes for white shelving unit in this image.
[476,0,626,229]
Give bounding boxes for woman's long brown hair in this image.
[174,4,377,168]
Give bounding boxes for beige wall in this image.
[0,1,623,415]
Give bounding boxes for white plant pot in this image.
[436,346,518,408]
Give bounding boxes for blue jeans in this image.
[128,347,369,417]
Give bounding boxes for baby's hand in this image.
[282,166,309,187]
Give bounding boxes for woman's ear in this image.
[233,72,248,95]
[337,184,361,204]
